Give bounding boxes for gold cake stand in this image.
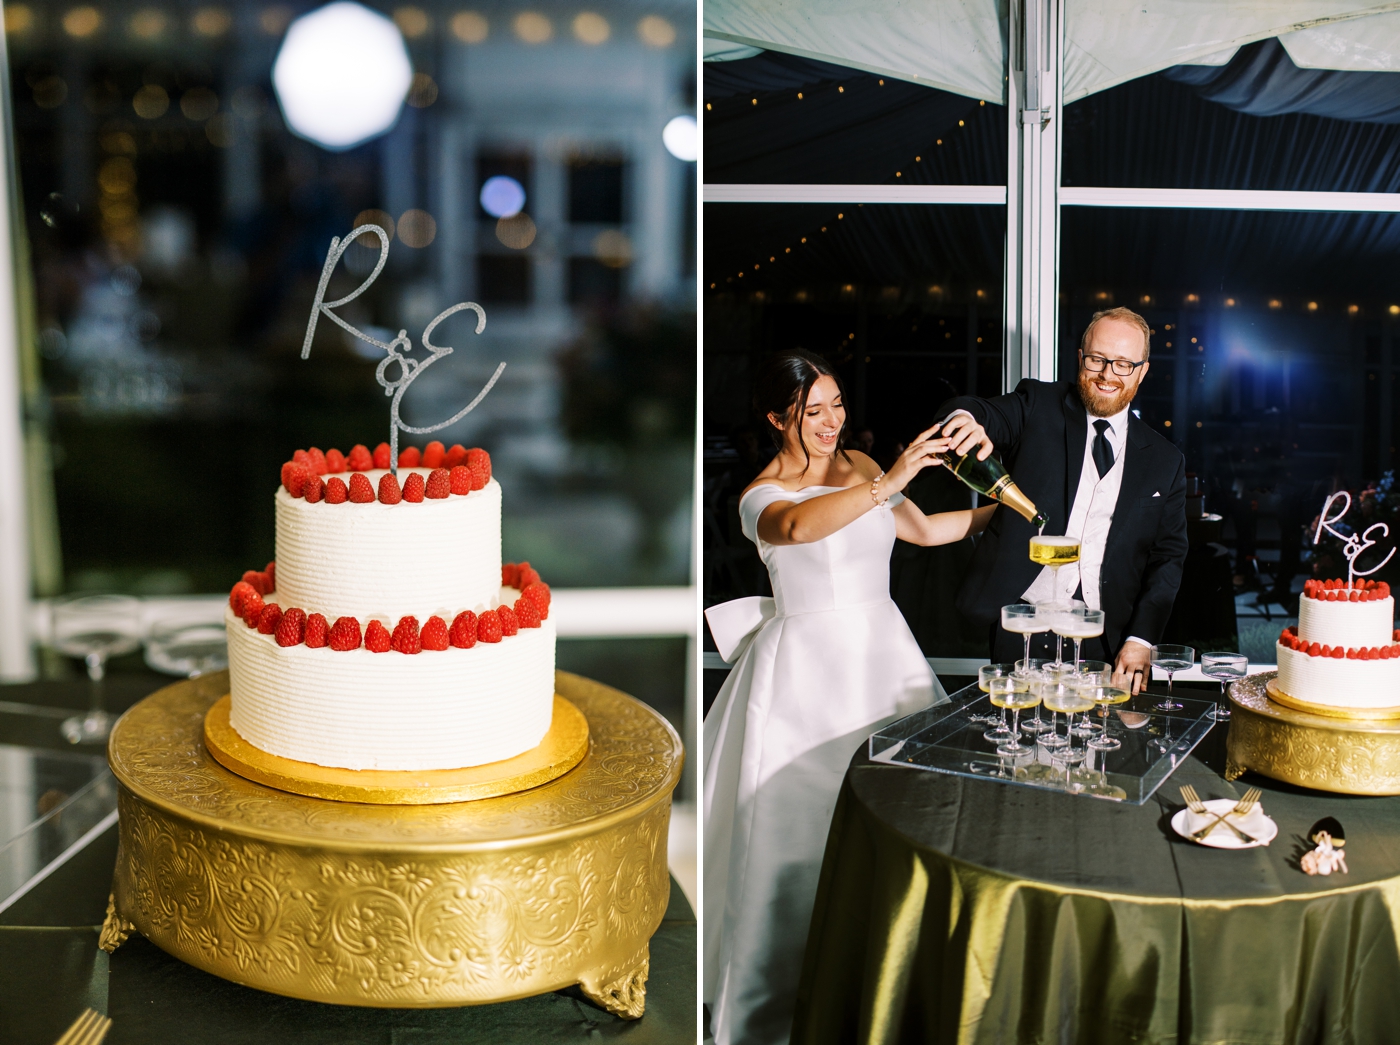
[99,670,683,1015]
[1227,671,1400,794]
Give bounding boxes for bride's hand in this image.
[879,424,952,496]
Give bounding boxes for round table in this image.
[792,702,1400,1045]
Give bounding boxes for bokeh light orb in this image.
[480,176,526,218]
[663,115,698,162]
[272,1,412,151]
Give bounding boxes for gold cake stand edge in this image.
[100,670,683,1014]
[204,694,590,804]
[1227,671,1400,794]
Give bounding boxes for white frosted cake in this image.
[1275,579,1400,711]
[225,441,556,771]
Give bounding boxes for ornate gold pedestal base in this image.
[101,670,682,1013]
[1227,671,1400,794]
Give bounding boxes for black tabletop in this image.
[0,673,696,1045]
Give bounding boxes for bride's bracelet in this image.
[870,472,888,506]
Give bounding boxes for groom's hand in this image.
[1113,641,1152,695]
[939,411,994,461]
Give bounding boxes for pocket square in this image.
[1153,491,1161,497]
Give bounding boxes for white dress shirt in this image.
[1019,403,1150,650]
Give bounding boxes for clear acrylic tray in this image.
[869,681,1218,804]
[0,742,117,914]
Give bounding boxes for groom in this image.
[937,307,1187,694]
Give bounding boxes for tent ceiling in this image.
[703,1,1400,103]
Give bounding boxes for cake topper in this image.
[300,223,505,474]
[1314,491,1396,587]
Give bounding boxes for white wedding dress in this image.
[703,484,947,1045]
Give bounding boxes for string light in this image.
[1268,299,1282,309]
[915,155,921,161]
[838,86,844,93]
[797,92,803,99]
[801,237,807,243]
[878,79,884,85]
[895,172,901,177]
[785,247,790,253]
[837,213,843,219]
[958,119,964,126]
[705,102,711,110]
[1307,301,1318,311]
[1224,298,1236,307]
[936,139,942,145]
[751,98,757,106]
[1349,304,1360,314]
[1185,293,1198,303]
[1391,304,1400,315]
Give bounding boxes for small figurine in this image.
[1302,817,1348,876]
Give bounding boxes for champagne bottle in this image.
[937,449,1048,529]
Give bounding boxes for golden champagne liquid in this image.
[1029,535,1080,567]
[990,692,1041,710]
[1044,693,1095,715]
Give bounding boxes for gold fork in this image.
[1180,784,1261,843]
[52,1007,111,1045]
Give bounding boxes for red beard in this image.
[1077,369,1139,418]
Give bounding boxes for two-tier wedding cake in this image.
[224,439,555,771]
[1275,578,1400,713]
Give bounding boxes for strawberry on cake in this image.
[224,440,557,771]
[1274,579,1400,713]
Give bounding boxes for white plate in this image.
[1170,798,1278,849]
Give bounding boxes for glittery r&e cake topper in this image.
[300,223,505,475]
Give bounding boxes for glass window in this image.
[1061,205,1400,657]
[704,203,1004,657]
[1063,39,1400,192]
[703,53,1005,185]
[12,3,696,597]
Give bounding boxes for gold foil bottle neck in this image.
[998,480,1043,527]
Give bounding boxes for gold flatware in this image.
[1180,784,1261,843]
[52,1007,111,1045]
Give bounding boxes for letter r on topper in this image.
[301,224,506,475]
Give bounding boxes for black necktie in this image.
[1092,419,1115,479]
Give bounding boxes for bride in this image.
[703,350,994,1045]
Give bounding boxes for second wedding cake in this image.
[1275,579,1400,712]
[224,440,556,771]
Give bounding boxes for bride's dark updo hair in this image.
[753,350,848,471]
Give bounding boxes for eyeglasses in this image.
[1081,352,1147,377]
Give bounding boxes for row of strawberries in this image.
[1303,579,1391,603]
[1279,625,1400,659]
[228,562,551,654]
[280,443,492,505]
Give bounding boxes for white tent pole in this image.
[0,33,34,682]
[1006,0,1062,391]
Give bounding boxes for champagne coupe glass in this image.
[50,594,143,744]
[1001,603,1041,673]
[1150,644,1195,712]
[1028,535,1081,598]
[1037,681,1071,752]
[1201,652,1249,721]
[1015,660,1053,736]
[1069,660,1111,736]
[144,617,228,678]
[1036,599,1085,667]
[1085,685,1130,751]
[1057,607,1105,673]
[989,677,1038,756]
[1043,684,1095,789]
[978,663,1015,734]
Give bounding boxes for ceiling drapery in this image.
[703,1,1400,104]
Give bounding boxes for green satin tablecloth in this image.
[792,705,1400,1045]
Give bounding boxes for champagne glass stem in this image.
[1073,637,1082,673]
[86,652,106,714]
[1010,708,1021,744]
[1023,632,1032,666]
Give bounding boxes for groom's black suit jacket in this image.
[938,379,1189,656]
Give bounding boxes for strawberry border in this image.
[228,561,552,654]
[1301,578,1392,603]
[280,442,492,504]
[1278,624,1400,660]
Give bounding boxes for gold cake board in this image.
[100,670,683,1014]
[204,693,590,804]
[1227,671,1400,794]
